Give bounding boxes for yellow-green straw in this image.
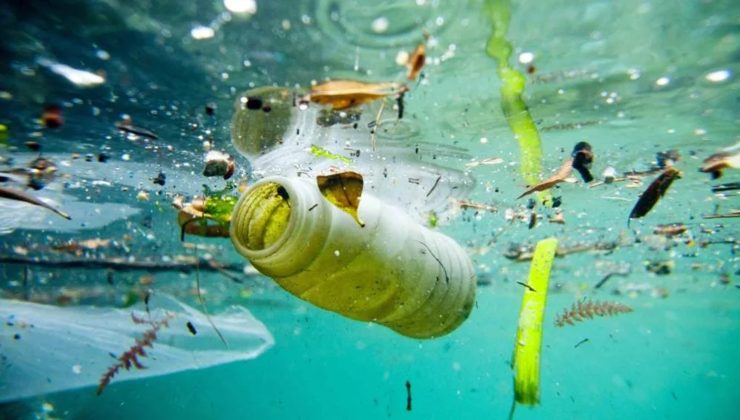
[512,237,558,405]
[484,0,552,206]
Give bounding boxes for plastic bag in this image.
[0,294,273,402]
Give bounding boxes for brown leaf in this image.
[317,171,365,227]
[307,80,408,110]
[0,186,70,219]
[628,167,681,222]
[700,148,740,179]
[406,42,426,81]
[517,158,573,199]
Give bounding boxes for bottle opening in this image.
[232,182,292,251]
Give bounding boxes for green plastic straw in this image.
[512,237,558,406]
[484,0,552,205]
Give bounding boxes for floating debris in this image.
[0,186,70,219]
[116,120,159,140]
[405,380,412,411]
[512,238,558,405]
[703,211,740,219]
[548,211,565,225]
[574,338,589,348]
[518,158,573,199]
[465,156,505,169]
[309,145,353,164]
[554,299,633,327]
[405,38,427,81]
[27,157,58,190]
[202,151,235,180]
[37,57,105,87]
[645,260,673,275]
[571,142,594,182]
[152,171,166,186]
[700,143,740,179]
[455,200,497,213]
[317,171,365,227]
[654,223,688,236]
[628,167,681,224]
[186,321,197,335]
[136,191,149,201]
[41,105,64,128]
[97,312,175,395]
[711,182,740,193]
[306,80,408,110]
[656,149,681,169]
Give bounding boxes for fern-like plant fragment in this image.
[97,312,175,395]
[554,298,632,327]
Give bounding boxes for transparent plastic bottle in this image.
[230,176,476,339]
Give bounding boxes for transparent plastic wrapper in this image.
[0,294,274,403]
[230,176,476,338]
[231,86,475,225]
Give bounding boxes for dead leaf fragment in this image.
[518,158,573,199]
[307,80,408,110]
[406,42,426,81]
[317,171,365,227]
[628,167,681,223]
[700,147,740,179]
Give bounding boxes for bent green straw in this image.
[512,237,558,406]
[485,0,552,206]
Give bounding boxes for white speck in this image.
[190,26,215,40]
[371,17,389,33]
[518,52,535,64]
[121,153,130,161]
[557,88,565,95]
[96,50,110,60]
[694,128,707,136]
[334,250,341,257]
[416,0,427,5]
[224,0,256,14]
[0,91,12,100]
[479,137,488,144]
[655,76,670,86]
[395,50,409,66]
[435,16,445,26]
[72,364,82,374]
[705,69,730,83]
[301,14,312,25]
[37,58,104,87]
[667,128,675,134]
[242,59,252,68]
[281,19,291,30]
[627,68,641,80]
[221,72,229,80]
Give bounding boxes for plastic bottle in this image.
[230,176,476,339]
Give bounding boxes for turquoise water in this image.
[1,0,738,419]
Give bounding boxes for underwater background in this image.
[0,0,738,419]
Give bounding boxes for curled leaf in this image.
[406,42,426,81]
[700,145,740,179]
[0,186,70,220]
[628,167,681,223]
[307,80,408,110]
[517,158,573,199]
[317,171,365,227]
[571,141,594,183]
